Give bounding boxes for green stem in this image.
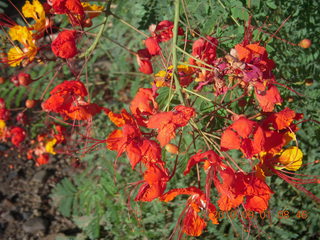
[176,46,218,70]
[217,0,240,26]
[183,88,212,102]
[80,0,112,58]
[177,61,215,72]
[172,0,185,105]
[111,13,149,38]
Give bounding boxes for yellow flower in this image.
[22,0,46,35]
[0,120,6,139]
[0,120,6,131]
[276,146,303,171]
[7,25,37,67]
[45,138,57,155]
[82,2,104,19]
[154,64,193,87]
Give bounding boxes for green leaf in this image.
[231,7,249,21]
[266,0,277,9]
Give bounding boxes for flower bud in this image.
[165,143,179,154]
[298,39,312,49]
[10,75,19,86]
[304,79,313,86]
[25,99,37,108]
[18,73,33,86]
[0,77,5,84]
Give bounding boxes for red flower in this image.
[254,82,282,112]
[190,36,218,66]
[135,164,169,202]
[154,20,184,42]
[262,107,299,130]
[106,109,164,169]
[220,117,265,158]
[51,30,78,59]
[10,127,26,146]
[51,0,87,26]
[0,108,10,121]
[136,49,153,74]
[214,168,272,213]
[51,0,84,16]
[36,153,49,166]
[145,37,161,56]
[53,124,67,143]
[184,150,222,175]
[42,80,101,120]
[147,106,195,147]
[0,98,10,121]
[235,43,275,72]
[130,88,158,122]
[160,187,218,236]
[214,167,245,211]
[243,173,273,213]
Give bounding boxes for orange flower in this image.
[184,150,222,175]
[262,107,300,130]
[51,30,78,59]
[135,164,169,202]
[130,88,158,124]
[147,106,195,147]
[42,80,101,120]
[235,43,275,71]
[160,187,218,237]
[254,82,282,112]
[106,124,163,170]
[243,173,273,213]
[214,168,272,213]
[214,167,245,211]
[104,108,136,127]
[105,107,164,169]
[220,117,265,158]
[261,108,302,153]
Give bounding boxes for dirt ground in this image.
[0,143,80,240]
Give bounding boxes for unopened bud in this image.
[18,73,33,86]
[165,143,179,154]
[298,39,312,49]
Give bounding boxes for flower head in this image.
[160,187,218,236]
[51,30,78,59]
[42,80,101,120]
[6,25,37,67]
[22,0,46,38]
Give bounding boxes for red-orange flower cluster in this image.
[42,80,101,120]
